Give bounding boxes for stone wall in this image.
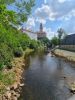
[60,45,75,51]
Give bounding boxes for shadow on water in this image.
[20,53,75,100]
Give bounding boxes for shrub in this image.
[0,63,4,70]
[0,43,13,66]
[6,62,13,69]
[17,33,30,50]
[29,40,38,50]
[14,47,23,57]
[24,48,34,58]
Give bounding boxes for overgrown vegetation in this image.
[40,37,51,48]
[0,0,45,95]
[51,36,59,46]
[0,71,15,94]
[0,0,44,70]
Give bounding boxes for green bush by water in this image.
[0,3,44,70]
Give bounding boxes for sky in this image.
[8,0,75,39]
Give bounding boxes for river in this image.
[20,53,75,100]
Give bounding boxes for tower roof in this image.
[40,23,43,31]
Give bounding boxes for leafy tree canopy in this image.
[51,36,59,46]
[0,0,42,70]
[0,0,35,26]
[40,37,51,48]
[0,0,15,4]
[15,0,35,23]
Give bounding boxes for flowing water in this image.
[20,53,75,100]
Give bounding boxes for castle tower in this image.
[37,23,46,40]
[40,23,43,32]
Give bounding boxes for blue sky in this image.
[8,0,75,39]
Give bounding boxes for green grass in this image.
[0,71,15,94]
[24,48,34,58]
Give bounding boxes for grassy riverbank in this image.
[0,48,35,99]
[0,71,15,94]
[0,57,24,99]
[52,49,75,62]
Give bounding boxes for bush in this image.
[14,47,23,57]
[0,3,45,71]
[6,62,13,69]
[0,43,13,66]
[0,63,4,70]
[29,40,38,50]
[17,33,30,50]
[24,48,34,58]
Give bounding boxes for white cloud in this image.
[35,4,58,22]
[59,9,75,21]
[58,0,66,3]
[35,0,75,22]
[70,9,75,17]
[26,17,35,29]
[35,4,50,19]
[47,0,75,20]
[36,18,46,24]
[58,0,71,3]
[43,27,57,39]
[33,0,75,34]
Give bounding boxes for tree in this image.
[0,0,15,4]
[51,36,59,47]
[0,0,35,26]
[29,39,38,50]
[15,0,35,24]
[40,37,51,48]
[0,4,18,30]
[57,28,65,47]
[0,0,36,69]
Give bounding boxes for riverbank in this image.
[52,49,75,96]
[0,56,25,100]
[0,48,34,100]
[52,49,75,63]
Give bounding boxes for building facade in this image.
[61,34,75,51]
[37,23,46,40]
[22,28,37,40]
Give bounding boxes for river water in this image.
[20,53,75,100]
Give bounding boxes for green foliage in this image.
[40,37,51,48]
[14,47,23,57]
[6,62,13,69]
[17,33,30,50]
[51,36,59,46]
[15,0,35,23]
[24,48,34,58]
[0,71,15,94]
[57,28,64,39]
[0,0,15,4]
[0,0,35,25]
[57,28,66,46]
[0,43,13,65]
[29,39,38,50]
[0,63,4,70]
[0,0,44,70]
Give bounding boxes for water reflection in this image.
[21,53,75,100]
[24,56,30,70]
